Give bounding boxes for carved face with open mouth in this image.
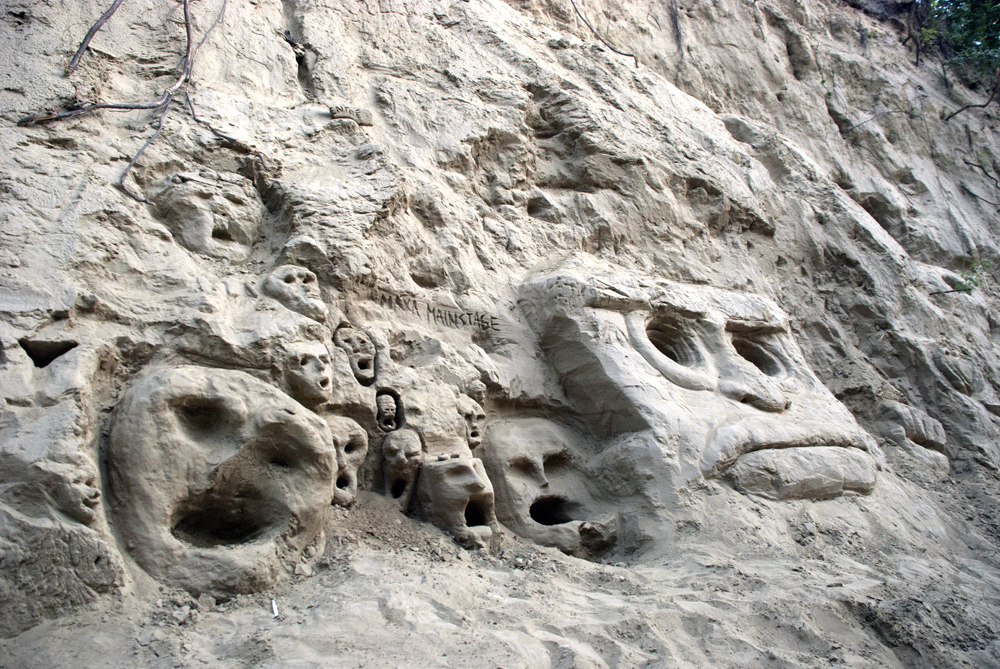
[281,341,333,409]
[108,367,336,597]
[481,418,614,556]
[416,456,498,550]
[519,259,877,502]
[333,326,376,385]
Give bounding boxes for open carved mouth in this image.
[529,496,583,526]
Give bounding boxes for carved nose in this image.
[719,366,789,412]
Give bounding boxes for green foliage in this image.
[930,0,1000,77]
[954,259,992,293]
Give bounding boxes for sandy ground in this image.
[4,485,999,669]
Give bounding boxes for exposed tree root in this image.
[17,0,268,202]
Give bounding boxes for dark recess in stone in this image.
[18,339,78,368]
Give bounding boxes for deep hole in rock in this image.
[172,496,279,547]
[177,398,231,437]
[212,227,234,241]
[18,339,78,368]
[465,501,488,527]
[390,479,407,499]
[732,339,782,376]
[336,476,350,489]
[646,317,700,366]
[530,497,577,526]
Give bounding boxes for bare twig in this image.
[842,108,920,134]
[119,101,171,202]
[66,0,127,75]
[963,158,1000,190]
[944,69,1000,122]
[19,0,266,200]
[929,288,972,296]
[568,0,638,67]
[961,183,1000,207]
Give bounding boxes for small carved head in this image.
[281,341,333,409]
[376,391,400,431]
[456,394,486,450]
[261,265,328,323]
[333,326,376,385]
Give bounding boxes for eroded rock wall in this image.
[1,0,999,660]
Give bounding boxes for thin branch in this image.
[961,183,1000,207]
[929,288,972,296]
[843,109,920,134]
[118,101,171,202]
[18,98,172,126]
[66,0,128,75]
[944,69,1000,122]
[23,0,266,201]
[964,158,1000,190]
[568,0,638,67]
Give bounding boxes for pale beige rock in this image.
[382,427,424,511]
[727,446,877,500]
[415,457,500,550]
[481,418,613,556]
[261,266,329,324]
[323,414,369,507]
[333,326,377,385]
[519,256,878,500]
[108,366,335,597]
[148,172,265,262]
[279,340,334,410]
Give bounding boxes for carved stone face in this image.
[108,367,335,597]
[376,392,399,431]
[520,260,877,501]
[150,172,264,261]
[282,342,333,409]
[481,419,600,555]
[261,266,328,323]
[382,428,423,510]
[324,415,369,507]
[415,457,497,549]
[333,327,376,385]
[457,395,485,450]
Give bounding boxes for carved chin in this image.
[701,418,878,500]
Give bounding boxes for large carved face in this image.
[281,341,333,409]
[108,367,336,597]
[481,419,607,555]
[332,326,376,385]
[520,260,877,501]
[150,172,264,261]
[261,265,328,323]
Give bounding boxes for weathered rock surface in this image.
[2,0,1000,664]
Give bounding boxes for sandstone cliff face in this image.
[2,0,1000,665]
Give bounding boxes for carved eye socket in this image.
[731,337,784,377]
[509,456,535,474]
[283,275,295,284]
[300,356,309,366]
[646,316,703,367]
[302,274,314,284]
